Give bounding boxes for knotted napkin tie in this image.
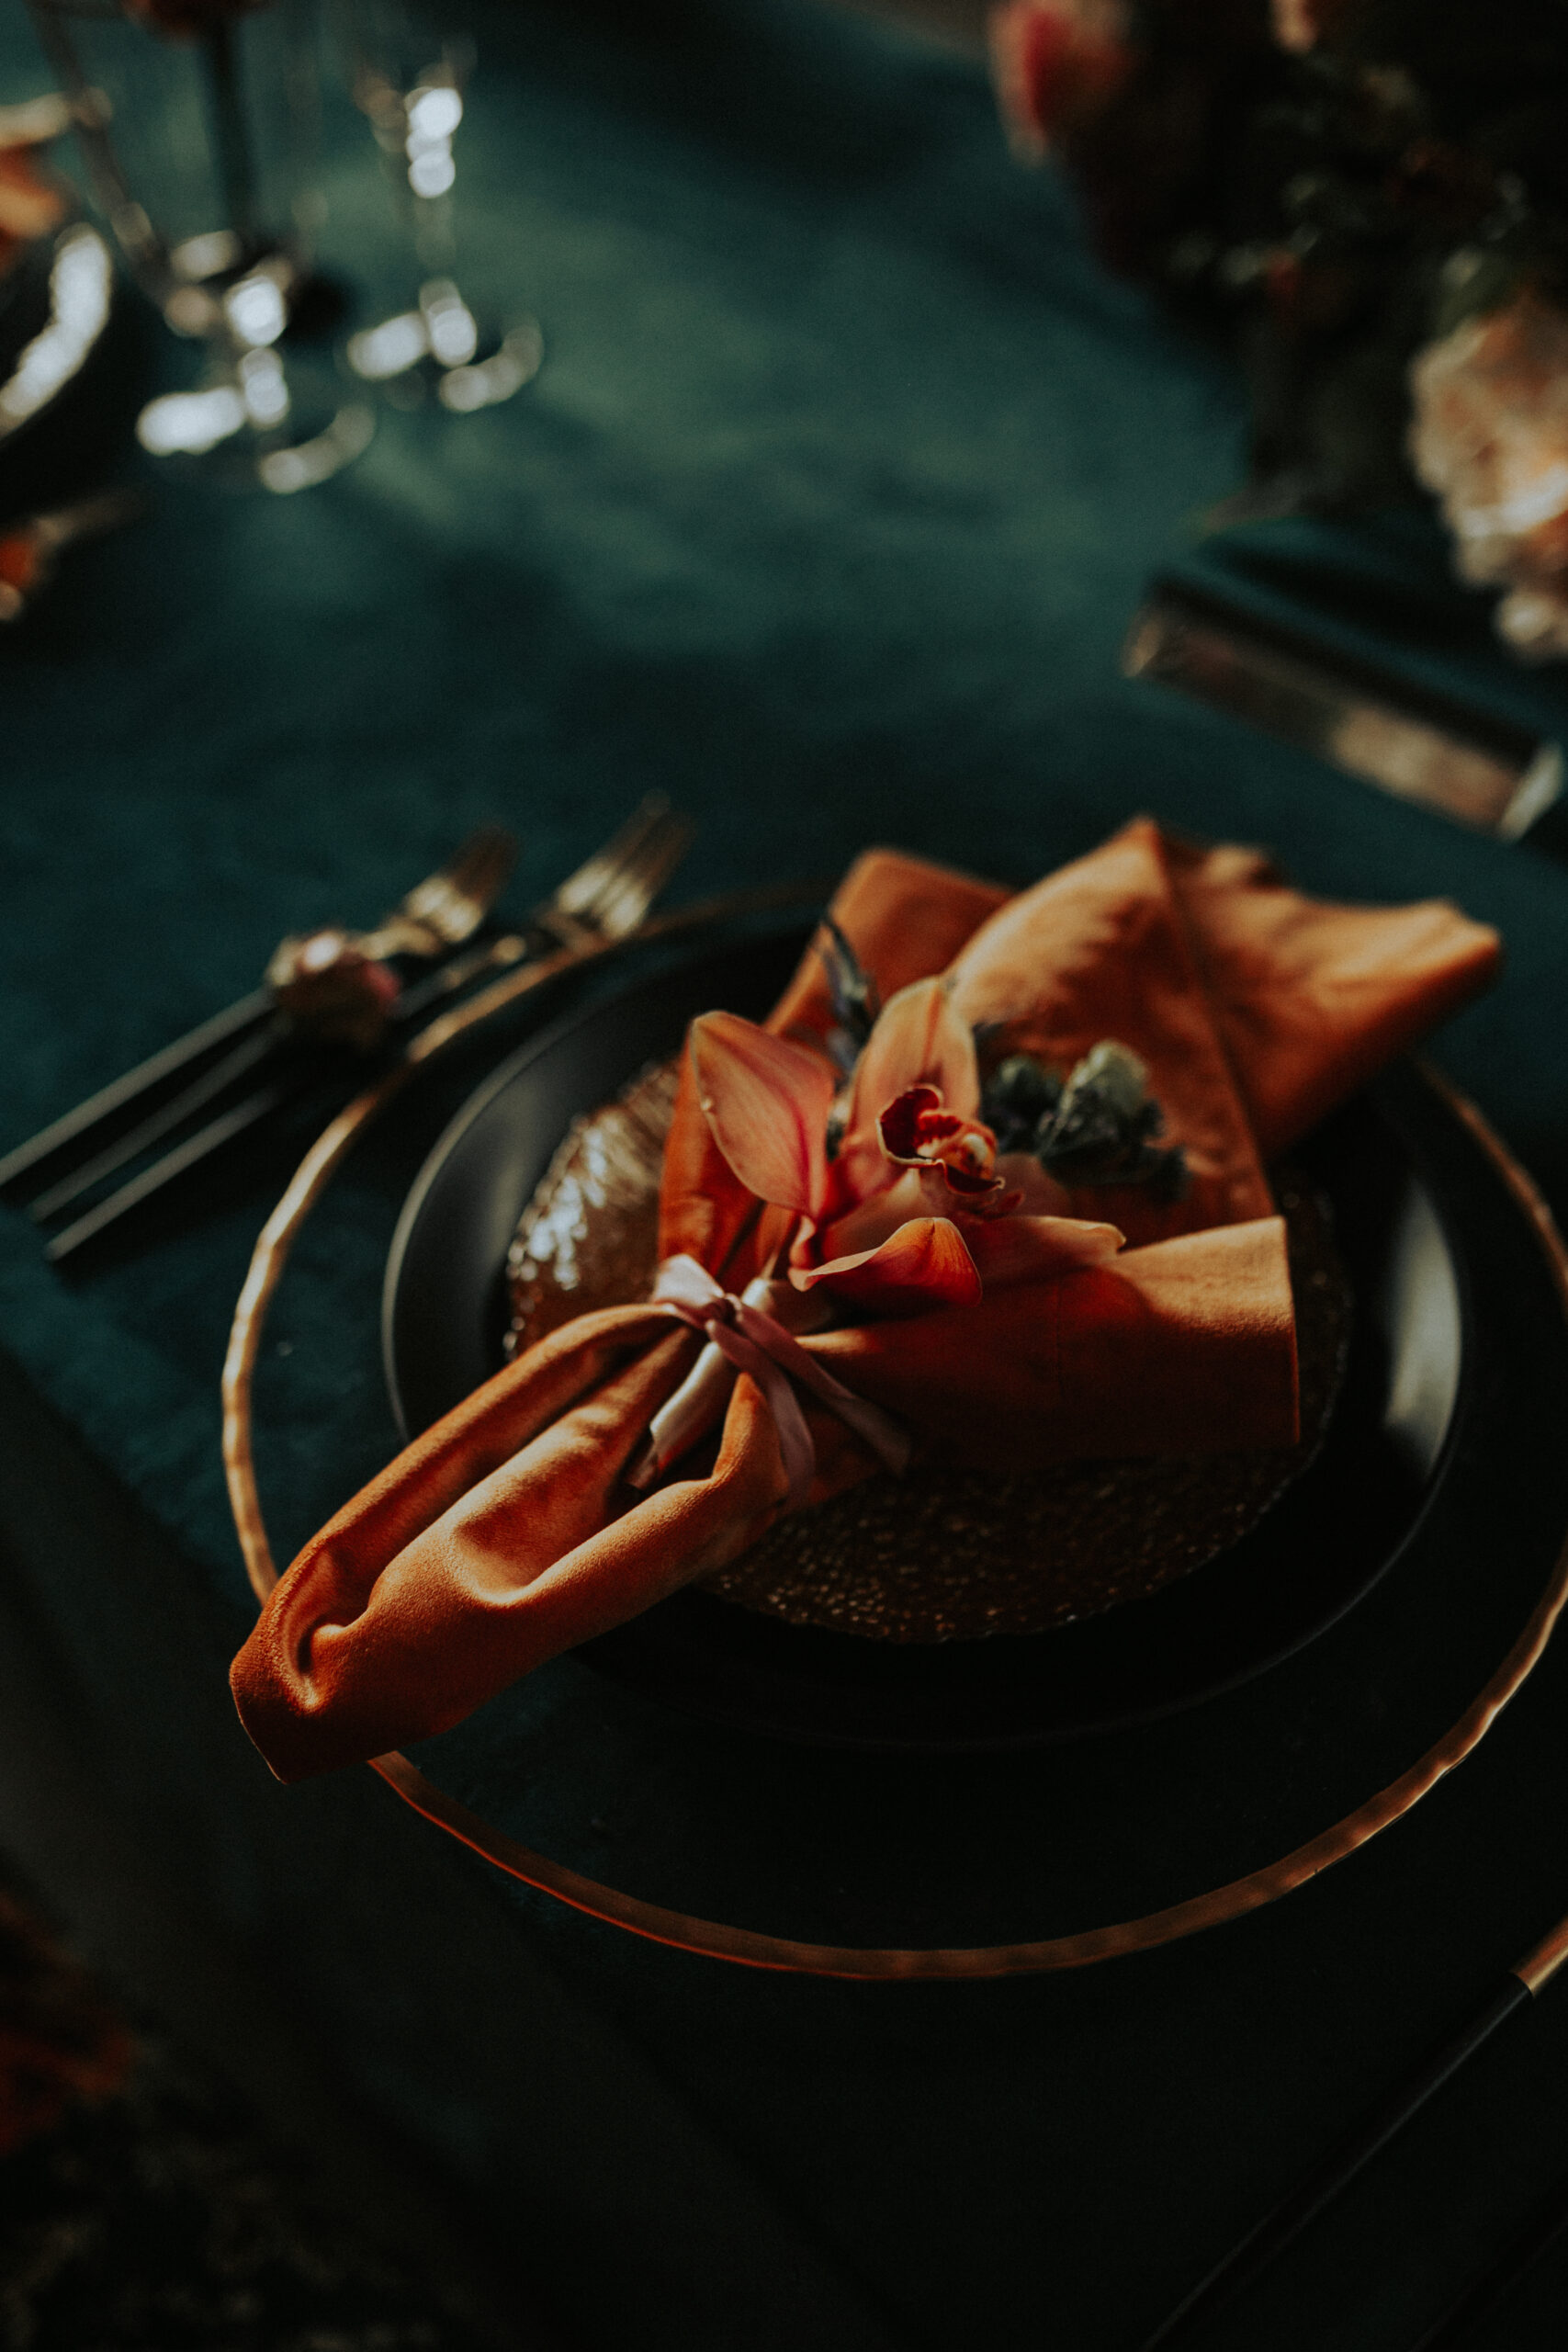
[629,1254,911,1506]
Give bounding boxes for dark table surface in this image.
[7,3,1568,2346]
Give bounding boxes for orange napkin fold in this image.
[231,820,1498,1781]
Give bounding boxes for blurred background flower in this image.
[989,0,1568,659]
[123,0,271,42]
[1411,288,1568,661]
[0,100,67,280]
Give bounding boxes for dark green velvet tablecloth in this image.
[7,3,1568,2346]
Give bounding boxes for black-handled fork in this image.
[20,798,693,1262]
[0,821,519,1198]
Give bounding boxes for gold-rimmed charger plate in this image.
[223,910,1568,1979]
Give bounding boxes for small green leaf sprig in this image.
[817,916,881,1075]
[811,922,1187,1199]
[816,918,879,1159]
[982,1044,1189,1202]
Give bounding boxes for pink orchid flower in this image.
[690,977,1123,1318]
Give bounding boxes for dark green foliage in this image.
[815,916,881,1076]
[982,1042,1190,1198]
[1056,0,1568,511]
[980,1052,1064,1152]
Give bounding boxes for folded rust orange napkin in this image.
[231,820,1499,1781]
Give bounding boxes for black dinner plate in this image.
[384,929,1469,1753]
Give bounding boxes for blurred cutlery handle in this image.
[1123,577,1563,842]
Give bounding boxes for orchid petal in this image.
[932,1154,1002,1199]
[877,1083,942,1161]
[964,1213,1125,1289]
[835,979,980,1197]
[876,1086,1005,1209]
[995,1151,1071,1215]
[793,1217,983,1318]
[857,978,980,1119]
[691,1011,838,1218]
[812,1167,932,1263]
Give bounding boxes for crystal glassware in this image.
[335,0,539,413]
[27,0,373,490]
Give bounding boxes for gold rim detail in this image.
[224,988,1568,1979]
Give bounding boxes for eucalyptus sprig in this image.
[815,916,881,1078]
[983,1042,1189,1201]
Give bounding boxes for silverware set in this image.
[19,789,1566,2352]
[1,797,692,1261]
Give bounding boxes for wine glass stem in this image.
[203,21,258,252]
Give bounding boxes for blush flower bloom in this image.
[689,976,1123,1320]
[878,1084,1005,1201]
[988,0,1136,164]
[1409,288,1568,661]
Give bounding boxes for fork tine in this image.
[32,810,694,1261]
[3,832,516,1199]
[545,794,671,921]
[445,824,518,901]
[588,810,695,939]
[399,824,518,933]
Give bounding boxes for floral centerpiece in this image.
[990,0,1568,658]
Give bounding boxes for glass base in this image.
[346,281,541,415]
[136,347,374,493]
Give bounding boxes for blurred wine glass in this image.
[336,0,540,413]
[27,0,373,490]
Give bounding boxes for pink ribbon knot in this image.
[626,1254,910,1508]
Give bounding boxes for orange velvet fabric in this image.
[816,1216,1298,1470]
[231,821,1499,1781]
[945,820,1276,1247]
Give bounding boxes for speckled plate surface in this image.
[382,933,1466,1752]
